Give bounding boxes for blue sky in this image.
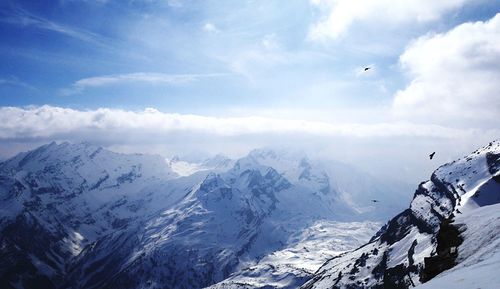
[0,0,499,183]
[1,0,497,113]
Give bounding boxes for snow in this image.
[460,177,500,213]
[206,221,381,289]
[0,142,199,256]
[416,203,500,289]
[168,154,234,176]
[55,145,407,289]
[243,147,412,221]
[386,227,432,268]
[169,159,205,176]
[3,141,497,289]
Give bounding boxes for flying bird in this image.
[429,152,436,160]
[371,199,379,203]
[364,67,371,71]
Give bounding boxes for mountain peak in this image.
[0,142,178,192]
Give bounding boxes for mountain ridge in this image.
[301,140,500,289]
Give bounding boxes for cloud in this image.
[225,34,295,79]
[166,0,183,7]
[203,22,219,33]
[309,0,472,41]
[0,105,496,142]
[0,77,36,90]
[261,34,280,50]
[393,13,500,125]
[1,6,106,47]
[1,105,497,183]
[61,72,228,95]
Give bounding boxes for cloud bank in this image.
[0,105,496,141]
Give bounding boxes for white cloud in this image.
[203,22,219,33]
[261,34,280,50]
[61,72,227,95]
[393,13,500,125]
[309,0,472,41]
[0,105,496,141]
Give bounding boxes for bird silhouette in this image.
[429,152,436,160]
[371,199,379,203]
[364,67,371,71]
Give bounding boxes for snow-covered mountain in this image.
[67,167,293,288]
[301,140,500,289]
[243,147,411,221]
[0,142,412,289]
[65,153,364,289]
[0,142,205,288]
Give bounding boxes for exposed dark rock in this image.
[420,218,463,282]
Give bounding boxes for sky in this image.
[0,0,499,184]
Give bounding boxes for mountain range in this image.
[0,140,498,289]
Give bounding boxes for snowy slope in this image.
[302,140,500,289]
[206,221,381,289]
[414,203,500,289]
[0,142,206,289]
